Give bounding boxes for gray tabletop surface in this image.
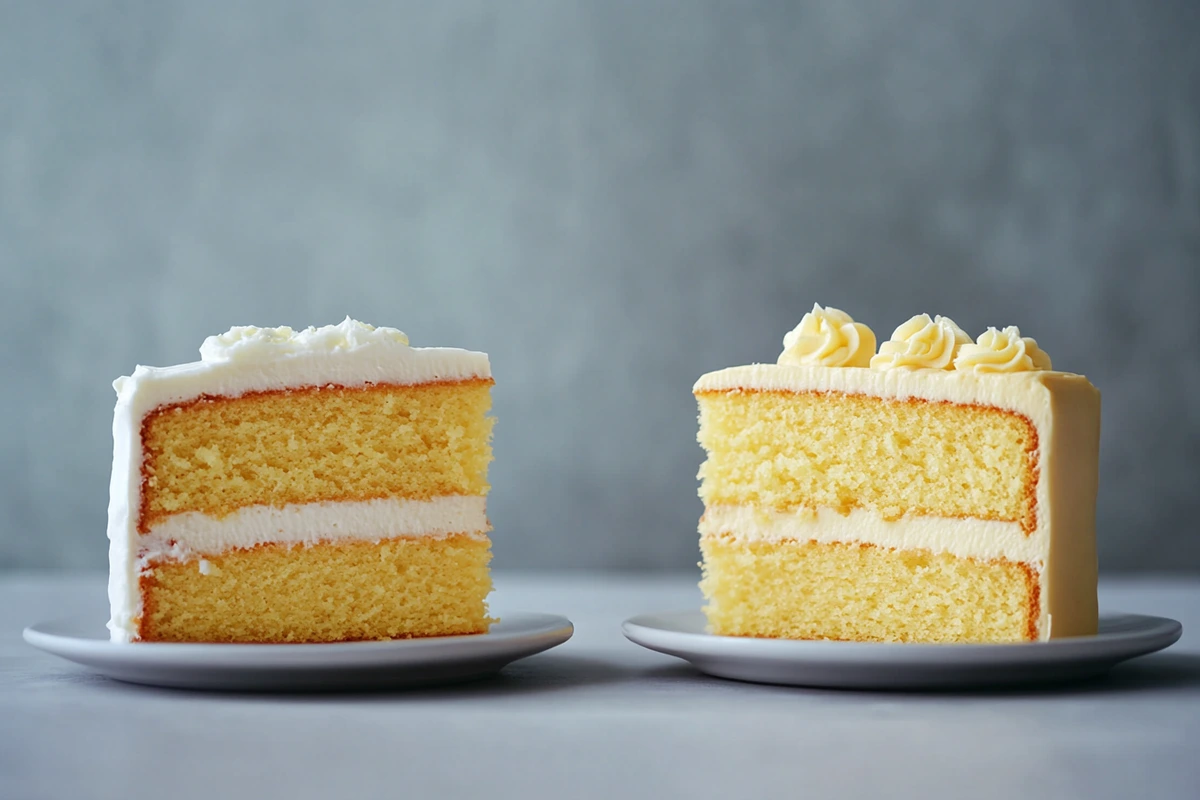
[3,572,1198,800]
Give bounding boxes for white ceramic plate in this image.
[24,612,573,691]
[622,611,1182,689]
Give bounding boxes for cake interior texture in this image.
[140,380,493,528]
[141,535,493,644]
[700,535,1036,642]
[134,379,494,643]
[697,390,1037,531]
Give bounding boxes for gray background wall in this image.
[2,0,1198,573]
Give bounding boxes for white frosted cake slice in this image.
[107,318,495,643]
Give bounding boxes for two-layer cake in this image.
[108,318,495,643]
[695,305,1100,643]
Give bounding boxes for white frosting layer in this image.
[142,496,489,561]
[107,318,492,643]
[108,497,489,642]
[114,318,490,416]
[700,504,1043,564]
[199,318,411,362]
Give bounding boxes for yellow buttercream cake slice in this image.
[695,305,1100,643]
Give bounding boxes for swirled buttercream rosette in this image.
[869,314,970,371]
[778,304,877,368]
[954,326,1052,373]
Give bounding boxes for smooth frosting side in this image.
[700,504,1043,564]
[107,497,490,642]
[1042,376,1101,638]
[107,402,139,642]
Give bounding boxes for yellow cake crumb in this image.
[139,534,494,643]
[697,389,1037,532]
[700,535,1037,643]
[140,380,494,530]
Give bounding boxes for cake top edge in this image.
[773,304,1058,375]
[693,362,1092,395]
[199,317,409,363]
[112,318,491,399]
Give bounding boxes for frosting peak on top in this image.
[870,314,970,371]
[778,304,876,368]
[199,317,410,363]
[768,305,1063,375]
[955,326,1052,373]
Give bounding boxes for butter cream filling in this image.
[700,504,1045,564]
[139,495,490,563]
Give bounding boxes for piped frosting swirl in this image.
[870,314,970,371]
[954,326,1052,373]
[778,304,877,368]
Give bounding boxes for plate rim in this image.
[23,610,574,671]
[622,609,1183,667]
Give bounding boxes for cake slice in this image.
[695,305,1100,643]
[107,318,495,643]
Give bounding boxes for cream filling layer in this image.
[140,495,490,563]
[700,504,1046,564]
